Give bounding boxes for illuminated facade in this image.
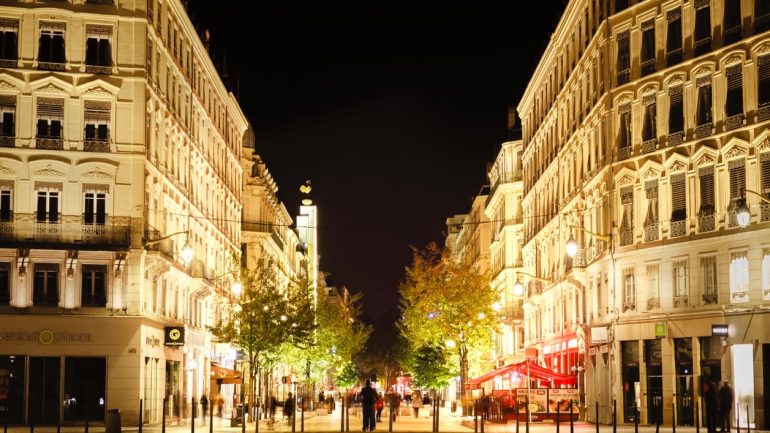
[0,0,247,425]
[518,0,770,428]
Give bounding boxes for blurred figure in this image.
[719,382,733,432]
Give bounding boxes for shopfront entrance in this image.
[675,338,694,426]
[29,357,60,424]
[621,341,640,423]
[645,339,663,425]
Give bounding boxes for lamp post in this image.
[513,272,552,297]
[736,189,770,228]
[564,226,611,258]
[143,230,194,264]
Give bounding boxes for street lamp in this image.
[143,230,195,265]
[564,225,610,258]
[513,272,552,297]
[736,189,770,228]
[231,280,243,296]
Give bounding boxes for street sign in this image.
[164,326,185,346]
[654,322,666,338]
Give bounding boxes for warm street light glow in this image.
[446,339,456,348]
[737,199,751,228]
[263,305,269,311]
[513,280,524,297]
[565,233,578,258]
[280,314,288,322]
[231,281,242,296]
[492,302,501,311]
[477,312,486,320]
[181,240,194,264]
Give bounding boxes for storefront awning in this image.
[210,364,242,384]
[465,361,577,389]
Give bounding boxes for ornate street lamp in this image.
[564,225,610,258]
[736,189,770,228]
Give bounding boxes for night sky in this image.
[189,0,567,321]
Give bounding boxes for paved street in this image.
[4,405,767,433]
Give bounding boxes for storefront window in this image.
[644,339,663,424]
[64,357,106,421]
[29,357,60,424]
[0,355,25,424]
[675,338,694,425]
[621,341,640,422]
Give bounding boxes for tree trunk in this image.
[459,345,469,416]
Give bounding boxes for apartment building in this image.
[518,0,770,428]
[0,0,247,425]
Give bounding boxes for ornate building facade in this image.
[518,0,770,428]
[0,0,247,425]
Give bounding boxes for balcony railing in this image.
[623,301,635,312]
[84,139,110,152]
[36,137,63,150]
[0,135,13,148]
[758,104,770,122]
[670,219,687,237]
[698,214,715,232]
[573,250,587,268]
[674,295,689,307]
[702,293,718,305]
[644,223,659,242]
[723,25,741,45]
[38,61,65,71]
[641,139,657,154]
[731,290,749,303]
[641,58,656,76]
[728,209,740,228]
[694,37,711,56]
[667,131,684,146]
[189,259,216,283]
[666,48,682,67]
[646,298,660,310]
[619,228,634,246]
[617,69,630,85]
[0,213,130,249]
[761,203,770,222]
[527,281,543,296]
[242,221,274,233]
[85,65,111,75]
[725,113,744,131]
[695,122,713,139]
[0,59,16,68]
[618,146,632,161]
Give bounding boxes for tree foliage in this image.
[335,361,360,390]
[357,307,407,389]
[408,343,455,391]
[399,243,498,394]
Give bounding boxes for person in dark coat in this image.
[361,379,377,431]
[704,381,719,433]
[719,382,734,432]
[200,394,209,421]
[284,392,295,423]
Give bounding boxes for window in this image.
[696,77,713,127]
[759,56,770,112]
[0,263,8,306]
[83,191,106,225]
[729,251,749,303]
[147,39,153,82]
[85,25,112,71]
[0,95,15,138]
[762,249,770,301]
[673,260,688,299]
[694,1,711,56]
[668,85,684,136]
[81,265,106,307]
[0,186,11,222]
[38,23,65,65]
[36,189,59,223]
[640,20,655,76]
[620,186,634,245]
[623,268,635,311]
[0,18,18,62]
[728,159,746,204]
[671,173,686,221]
[699,166,715,216]
[84,101,110,142]
[36,98,64,139]
[723,0,741,45]
[646,264,660,308]
[761,152,770,200]
[701,257,717,304]
[666,9,682,66]
[616,30,630,85]
[725,65,744,125]
[618,104,631,151]
[756,0,770,33]
[33,263,59,306]
[615,0,628,13]
[642,95,656,144]
[644,180,659,239]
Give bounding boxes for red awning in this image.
[210,364,242,384]
[465,361,577,388]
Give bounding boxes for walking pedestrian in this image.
[719,382,734,432]
[704,381,719,433]
[375,393,384,422]
[412,391,421,418]
[361,379,377,431]
[284,392,295,424]
[200,393,209,421]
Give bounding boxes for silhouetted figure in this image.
[284,392,295,423]
[361,379,377,431]
[719,382,734,432]
[704,381,718,433]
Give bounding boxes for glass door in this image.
[621,341,640,422]
[675,338,694,426]
[645,339,663,425]
[29,357,60,425]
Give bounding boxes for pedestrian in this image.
[319,390,326,406]
[412,391,421,418]
[704,381,718,433]
[719,382,734,432]
[284,392,295,423]
[361,379,377,431]
[217,394,225,417]
[200,393,209,421]
[375,393,384,422]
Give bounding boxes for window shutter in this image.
[761,152,770,195]
[666,9,682,52]
[37,98,64,119]
[759,56,770,106]
[669,85,684,133]
[697,81,712,125]
[699,166,715,212]
[671,172,686,220]
[617,30,630,70]
[726,65,744,116]
[728,158,746,200]
[84,100,110,122]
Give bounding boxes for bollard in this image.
[655,405,660,433]
[210,401,213,433]
[139,399,144,433]
[342,397,346,433]
[85,406,89,433]
[695,402,700,433]
[612,400,616,433]
[569,401,574,433]
[474,402,478,433]
[480,402,485,433]
[387,396,392,433]
[672,400,676,433]
[746,404,751,433]
[515,401,520,433]
[162,398,167,433]
[345,396,349,433]
[525,398,530,433]
[634,406,638,433]
[191,397,196,433]
[736,404,741,433]
[557,402,561,433]
[595,401,599,433]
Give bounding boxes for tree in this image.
[399,243,498,412]
[335,361,360,390]
[357,307,407,390]
[408,343,455,392]
[209,259,315,420]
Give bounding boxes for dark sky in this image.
[189,0,567,321]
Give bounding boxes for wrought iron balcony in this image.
[674,295,689,307]
[670,220,687,238]
[728,209,740,228]
[0,213,130,249]
[731,290,749,303]
[641,139,657,154]
[761,203,770,222]
[698,214,715,232]
[666,48,682,67]
[189,259,216,283]
[36,137,63,150]
[527,281,543,296]
[725,113,744,131]
[641,58,656,76]
[695,122,713,139]
[723,25,741,45]
[85,65,112,75]
[646,298,660,310]
[644,223,659,242]
[702,293,718,305]
[618,146,632,161]
[572,250,587,268]
[38,61,65,71]
[84,139,110,152]
[0,135,13,148]
[623,301,635,312]
[0,59,16,68]
[619,228,633,246]
[667,131,684,147]
[694,37,711,56]
[617,69,630,85]
[759,104,770,122]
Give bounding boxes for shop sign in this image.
[712,324,728,337]
[654,322,667,338]
[0,330,93,345]
[145,335,161,348]
[164,326,185,346]
[590,327,608,344]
